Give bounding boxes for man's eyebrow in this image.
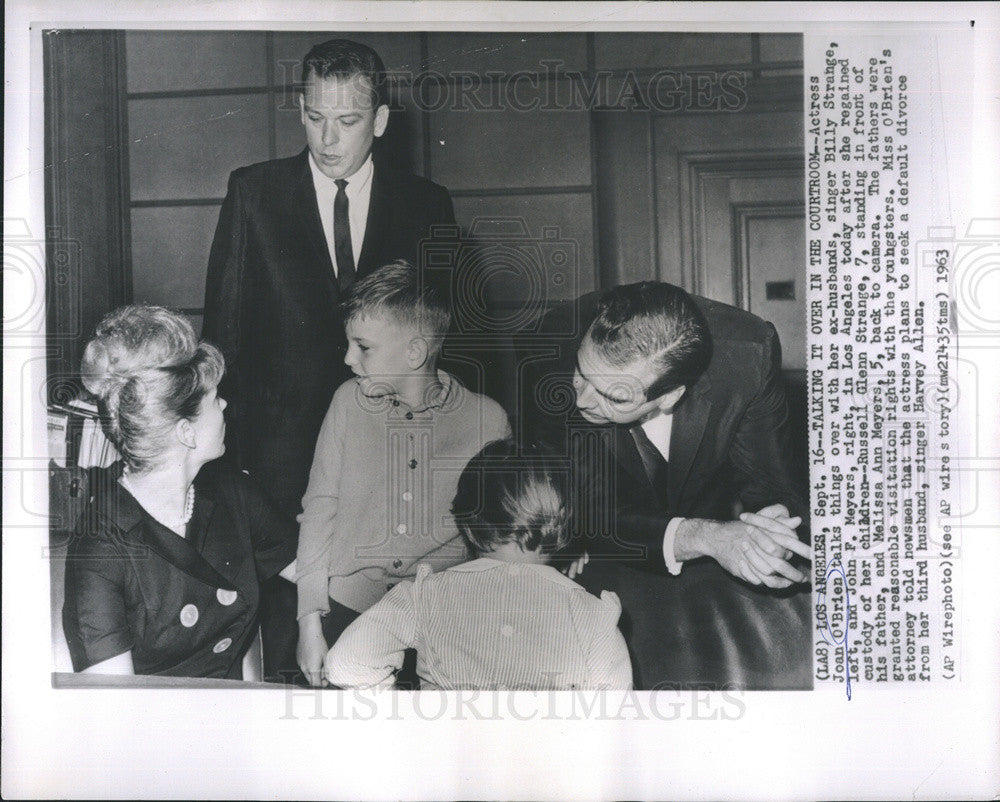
[301,102,361,116]
[575,354,632,404]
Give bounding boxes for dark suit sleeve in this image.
[568,431,672,572]
[203,171,249,470]
[434,184,456,227]
[728,323,809,524]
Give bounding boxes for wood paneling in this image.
[48,31,806,357]
[128,94,271,201]
[270,32,422,84]
[126,31,268,93]
[430,81,590,191]
[594,111,657,287]
[759,33,803,64]
[426,33,587,73]
[44,30,131,398]
[593,33,753,70]
[130,206,221,307]
[451,193,596,303]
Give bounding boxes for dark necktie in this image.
[334,178,356,290]
[630,423,670,505]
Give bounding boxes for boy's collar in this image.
[391,370,455,413]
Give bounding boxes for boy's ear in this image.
[407,336,430,369]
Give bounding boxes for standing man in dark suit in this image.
[521,282,812,688]
[203,39,455,681]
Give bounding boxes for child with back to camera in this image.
[324,439,634,690]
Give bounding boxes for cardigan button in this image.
[213,637,232,653]
[409,459,418,469]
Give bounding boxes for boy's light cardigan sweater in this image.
[296,372,511,616]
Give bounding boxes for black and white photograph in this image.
[4,2,999,799]
[43,27,812,692]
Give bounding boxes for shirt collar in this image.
[389,370,458,416]
[307,152,374,197]
[448,557,584,589]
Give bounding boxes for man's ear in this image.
[298,92,306,125]
[657,385,686,415]
[407,336,430,369]
[176,418,197,450]
[373,104,389,138]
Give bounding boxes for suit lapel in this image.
[668,373,713,511]
[289,149,340,306]
[136,494,238,592]
[358,166,392,277]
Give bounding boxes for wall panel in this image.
[431,85,590,190]
[130,206,220,307]
[759,33,803,63]
[593,33,752,69]
[426,33,587,73]
[451,192,596,302]
[126,31,268,92]
[271,32,423,81]
[129,94,271,200]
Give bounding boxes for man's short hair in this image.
[586,281,712,400]
[300,38,387,109]
[340,260,452,347]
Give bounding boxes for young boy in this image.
[295,260,511,686]
[324,440,634,690]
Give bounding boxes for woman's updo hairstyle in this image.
[452,439,571,556]
[80,305,225,472]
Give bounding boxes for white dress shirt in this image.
[307,153,374,276]
[640,411,673,462]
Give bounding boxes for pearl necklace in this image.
[120,470,195,528]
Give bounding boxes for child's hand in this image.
[296,613,328,687]
[562,551,590,580]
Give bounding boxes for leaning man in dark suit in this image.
[522,281,813,689]
[203,38,455,682]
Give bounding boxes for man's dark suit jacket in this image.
[523,288,808,567]
[520,288,812,689]
[203,149,455,513]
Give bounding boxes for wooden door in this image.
[595,93,805,371]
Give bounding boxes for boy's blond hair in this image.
[340,260,451,355]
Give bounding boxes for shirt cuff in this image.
[662,517,686,576]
